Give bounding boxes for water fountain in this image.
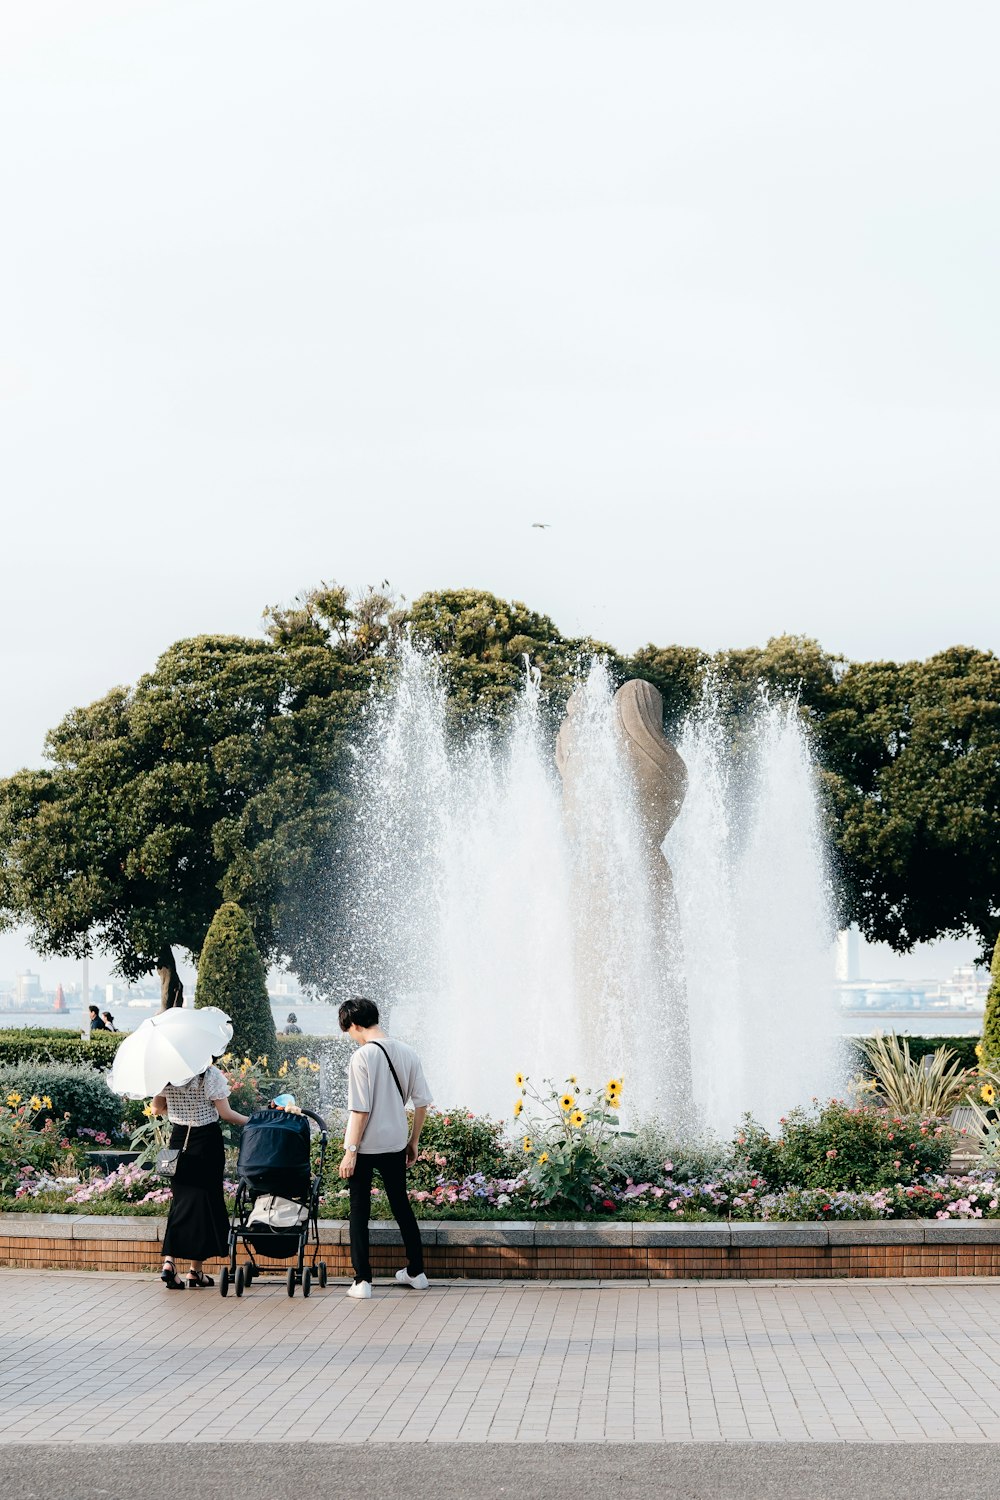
[343,643,839,1134]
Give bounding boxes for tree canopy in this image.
[0,583,998,985]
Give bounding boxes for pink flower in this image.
[826,1149,837,1159]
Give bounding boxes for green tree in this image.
[0,626,375,987]
[982,933,1000,1068]
[823,647,1000,958]
[196,902,275,1060]
[409,588,622,719]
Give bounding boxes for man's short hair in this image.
[88,1005,99,1016]
[339,996,380,1032]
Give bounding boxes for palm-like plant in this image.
[861,1033,972,1117]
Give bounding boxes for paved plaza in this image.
[2,1269,1000,1446]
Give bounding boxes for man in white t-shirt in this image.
[338,996,434,1300]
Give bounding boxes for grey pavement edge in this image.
[5,1443,1000,1500]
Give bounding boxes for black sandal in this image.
[186,1270,214,1288]
[160,1259,184,1290]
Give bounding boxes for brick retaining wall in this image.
[2,1215,999,1279]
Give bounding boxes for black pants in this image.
[348,1150,424,1285]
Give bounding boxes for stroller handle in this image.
[300,1107,329,1139]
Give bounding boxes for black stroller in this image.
[220,1106,329,1299]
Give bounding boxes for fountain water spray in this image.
[344,644,839,1134]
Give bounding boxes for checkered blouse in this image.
[163,1066,230,1126]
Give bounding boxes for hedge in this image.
[0,1031,123,1068]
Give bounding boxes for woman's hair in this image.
[286,1011,297,1023]
[338,996,380,1032]
[102,1012,114,1022]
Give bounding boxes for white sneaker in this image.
[395,1268,429,1290]
[346,1280,372,1299]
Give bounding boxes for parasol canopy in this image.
[107,1006,233,1098]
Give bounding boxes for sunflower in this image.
[41,1095,53,1110]
[567,1075,578,1084]
[570,1109,586,1128]
[6,1092,22,1107]
[537,1152,549,1165]
[514,1072,525,1087]
[975,1043,984,1060]
[982,1083,997,1106]
[522,1137,533,1152]
[559,1093,574,1112]
[513,1099,523,1117]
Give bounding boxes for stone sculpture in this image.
[556,678,692,1121]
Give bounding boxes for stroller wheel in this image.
[302,1267,312,1298]
[235,1265,245,1298]
[244,1265,254,1285]
[287,1267,296,1298]
[220,1266,229,1298]
[318,1261,328,1289]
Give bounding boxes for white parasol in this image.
[107,1006,233,1098]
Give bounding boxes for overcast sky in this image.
[1,2,997,984]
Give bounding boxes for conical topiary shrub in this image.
[982,932,1000,1070]
[196,902,276,1062]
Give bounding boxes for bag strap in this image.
[181,1125,192,1152]
[368,1041,406,1104]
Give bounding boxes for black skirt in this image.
[161,1121,230,1263]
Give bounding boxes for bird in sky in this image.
[531,522,551,529]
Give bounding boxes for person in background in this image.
[284,1011,302,1036]
[338,995,433,1300]
[102,1012,117,1032]
[88,1005,107,1033]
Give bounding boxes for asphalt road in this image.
[5,1443,999,1500]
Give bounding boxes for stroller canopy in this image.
[238,1108,312,1199]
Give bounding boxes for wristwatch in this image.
[344,1143,358,1153]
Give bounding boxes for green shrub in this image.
[0,1031,123,1068]
[196,902,276,1060]
[319,1106,516,1203]
[861,1034,973,1115]
[0,1062,125,1138]
[734,1099,955,1192]
[982,933,1000,1069]
[604,1118,731,1187]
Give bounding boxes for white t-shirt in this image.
[347,1037,433,1155]
[163,1066,229,1126]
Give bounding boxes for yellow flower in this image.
[29,1095,42,1112]
[142,1104,154,1118]
[567,1075,577,1084]
[522,1137,533,1152]
[537,1152,549,1165]
[513,1099,523,1117]
[296,1056,310,1068]
[559,1093,574,1112]
[975,1043,984,1059]
[256,1055,269,1068]
[570,1109,586,1128]
[6,1092,22,1107]
[514,1072,525,1088]
[41,1096,53,1110]
[310,1062,320,1073]
[278,1060,289,1077]
[981,1083,997,1105]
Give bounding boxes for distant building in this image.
[835,928,861,983]
[15,971,41,1005]
[54,983,67,1013]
